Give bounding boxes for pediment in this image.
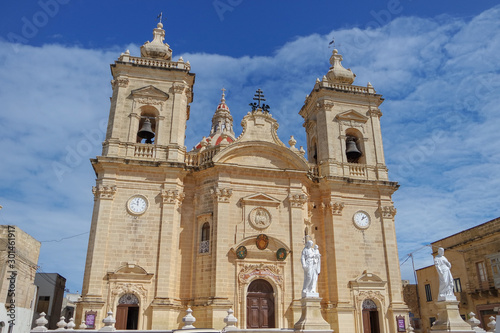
[240,193,281,207]
[349,271,386,289]
[213,142,309,171]
[131,85,169,100]
[336,109,368,123]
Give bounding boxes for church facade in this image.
[75,23,409,332]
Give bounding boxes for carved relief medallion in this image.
[249,207,271,229]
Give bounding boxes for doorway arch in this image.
[362,299,380,333]
[115,293,139,330]
[246,279,275,328]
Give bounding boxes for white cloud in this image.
[1,5,500,292]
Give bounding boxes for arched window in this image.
[201,222,210,241]
[200,222,210,254]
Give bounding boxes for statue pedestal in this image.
[294,297,333,333]
[431,301,474,333]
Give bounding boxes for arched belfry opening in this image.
[345,128,364,163]
[137,106,158,144]
[116,293,139,330]
[246,279,275,329]
[362,299,380,333]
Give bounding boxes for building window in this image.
[199,222,210,254]
[424,284,432,302]
[476,261,488,289]
[429,317,436,327]
[453,278,462,292]
[36,296,50,313]
[487,252,500,289]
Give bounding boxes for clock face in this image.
[127,195,148,215]
[353,211,370,229]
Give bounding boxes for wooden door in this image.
[246,279,275,328]
[362,299,380,333]
[115,305,128,330]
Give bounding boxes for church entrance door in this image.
[246,279,275,328]
[115,294,139,330]
[362,299,380,333]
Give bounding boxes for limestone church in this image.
[75,22,409,332]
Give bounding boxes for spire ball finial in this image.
[157,22,163,29]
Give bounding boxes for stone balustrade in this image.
[119,54,191,71]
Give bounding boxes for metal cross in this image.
[157,12,163,23]
[249,89,271,112]
[253,89,266,107]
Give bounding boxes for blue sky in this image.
[1,1,500,294]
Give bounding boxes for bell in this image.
[137,118,155,144]
[345,137,362,161]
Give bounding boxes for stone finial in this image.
[288,136,297,150]
[182,307,196,329]
[326,49,356,85]
[32,312,49,331]
[56,316,67,330]
[78,321,88,329]
[486,316,496,332]
[224,308,238,329]
[299,146,306,156]
[100,311,116,331]
[468,312,486,332]
[407,323,414,333]
[66,318,76,330]
[140,23,172,60]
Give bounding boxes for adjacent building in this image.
[33,273,66,329]
[0,225,40,332]
[414,218,500,332]
[75,22,409,332]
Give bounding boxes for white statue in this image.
[434,247,456,301]
[301,240,321,297]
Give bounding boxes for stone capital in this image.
[326,201,344,216]
[210,187,233,203]
[161,189,185,206]
[381,205,397,219]
[288,193,308,209]
[92,185,117,200]
[111,77,129,88]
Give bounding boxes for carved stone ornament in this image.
[210,187,233,203]
[92,185,117,200]
[136,97,164,106]
[161,189,185,206]
[327,201,344,215]
[316,100,335,111]
[109,283,147,309]
[289,193,308,208]
[111,77,129,88]
[238,264,283,285]
[249,207,272,229]
[381,205,397,219]
[356,291,385,310]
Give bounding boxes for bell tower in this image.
[300,49,408,333]
[102,22,194,162]
[77,22,195,329]
[300,49,387,180]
